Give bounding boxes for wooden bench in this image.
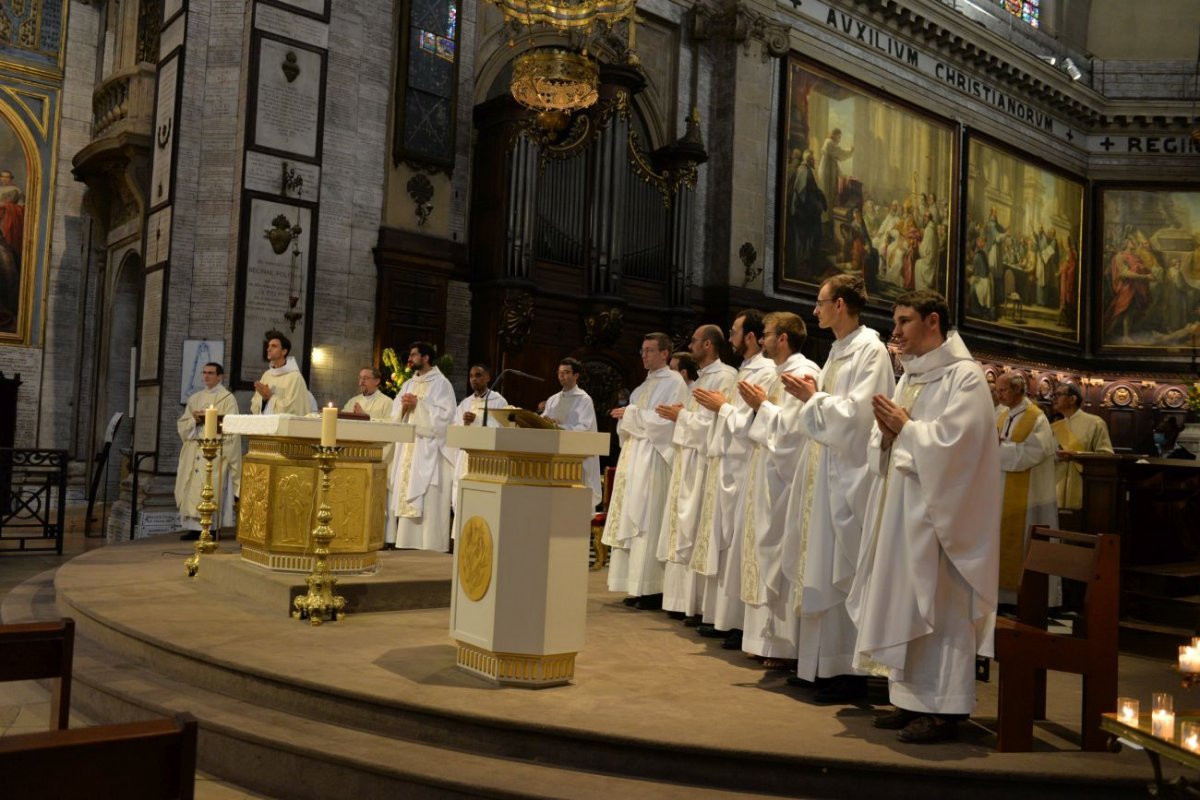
[0,713,199,798]
[994,526,1119,752]
[0,617,74,730]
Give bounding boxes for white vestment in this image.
[602,367,688,596]
[739,352,821,658]
[448,390,508,512]
[343,391,393,419]
[658,360,737,616]
[174,387,241,530]
[785,326,895,680]
[388,367,457,551]
[544,387,602,507]
[693,353,774,631]
[249,357,309,416]
[848,331,1001,715]
[997,397,1059,605]
[1052,410,1113,510]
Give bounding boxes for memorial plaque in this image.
[150,52,179,211]
[244,150,320,201]
[139,269,164,382]
[146,207,172,267]
[163,0,184,23]
[254,4,330,49]
[134,385,160,453]
[258,0,330,21]
[160,15,185,56]
[238,197,312,386]
[253,37,324,159]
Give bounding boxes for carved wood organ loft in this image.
[469,63,708,414]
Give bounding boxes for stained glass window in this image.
[997,0,1039,28]
[394,0,461,169]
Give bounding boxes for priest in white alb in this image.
[995,371,1058,605]
[735,312,820,663]
[389,341,457,551]
[691,310,774,649]
[250,331,309,415]
[848,290,1000,744]
[343,367,393,419]
[781,275,895,702]
[448,363,508,512]
[175,362,241,537]
[543,357,601,508]
[601,333,688,607]
[654,325,736,619]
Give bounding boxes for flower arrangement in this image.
[380,347,455,397]
[1188,381,1200,417]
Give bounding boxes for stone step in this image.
[1118,619,1196,660]
[1121,590,1200,632]
[1123,563,1200,599]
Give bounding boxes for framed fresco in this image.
[1095,185,1200,357]
[960,132,1085,345]
[776,55,956,303]
[0,105,39,343]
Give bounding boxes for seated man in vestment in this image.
[344,367,392,419]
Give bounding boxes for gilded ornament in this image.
[458,516,494,602]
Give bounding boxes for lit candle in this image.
[1184,722,1200,753]
[1117,697,1139,726]
[1153,693,1175,740]
[1181,645,1200,674]
[321,403,338,447]
[204,405,218,439]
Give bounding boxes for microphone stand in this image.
[482,369,545,428]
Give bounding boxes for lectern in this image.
[223,415,413,572]
[447,425,609,687]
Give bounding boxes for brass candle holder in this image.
[292,445,346,625]
[185,437,222,577]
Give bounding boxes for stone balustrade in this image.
[91,63,157,140]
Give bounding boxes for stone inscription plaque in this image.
[146,206,172,267]
[139,269,164,382]
[254,38,323,158]
[255,4,330,49]
[150,53,179,210]
[239,198,312,385]
[244,150,320,201]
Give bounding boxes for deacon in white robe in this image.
[543,358,602,508]
[655,325,736,617]
[389,344,457,551]
[175,363,241,531]
[995,373,1058,605]
[849,294,1000,744]
[737,312,821,660]
[691,310,775,640]
[1050,383,1113,511]
[250,333,309,416]
[783,278,895,692]
[601,334,688,600]
[448,364,508,512]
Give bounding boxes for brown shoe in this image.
[760,658,797,671]
[873,707,922,730]
[897,715,959,744]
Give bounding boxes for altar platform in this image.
[2,536,1190,799]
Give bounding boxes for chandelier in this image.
[511,48,599,115]
[487,0,635,31]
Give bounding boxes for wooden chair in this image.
[0,617,75,730]
[590,466,617,570]
[994,526,1119,752]
[0,713,199,799]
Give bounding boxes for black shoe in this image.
[622,596,639,607]
[381,542,396,551]
[720,629,744,650]
[697,625,728,638]
[634,593,663,610]
[683,615,703,627]
[179,531,200,541]
[666,611,686,620]
[786,675,815,688]
[873,707,922,730]
[812,675,869,705]
[897,715,959,744]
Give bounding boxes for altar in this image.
[223,414,413,572]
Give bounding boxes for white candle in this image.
[1153,710,1176,739]
[1184,722,1200,753]
[321,404,338,447]
[204,406,218,439]
[1117,697,1139,726]
[1181,645,1200,674]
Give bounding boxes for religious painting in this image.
[961,133,1085,344]
[0,111,33,341]
[180,340,225,404]
[776,56,956,303]
[1096,186,1200,355]
[231,195,316,389]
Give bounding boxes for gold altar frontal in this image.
[236,435,387,572]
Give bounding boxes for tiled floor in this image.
[0,511,272,800]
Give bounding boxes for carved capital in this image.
[730,1,790,62]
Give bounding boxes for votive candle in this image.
[1183,721,1200,753]
[1117,697,1139,726]
[1181,645,1200,674]
[204,405,218,439]
[321,404,338,447]
[1153,693,1175,740]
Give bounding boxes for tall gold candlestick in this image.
[185,437,222,577]
[293,445,346,625]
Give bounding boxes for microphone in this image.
[483,369,545,427]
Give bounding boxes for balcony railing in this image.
[91,63,157,141]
